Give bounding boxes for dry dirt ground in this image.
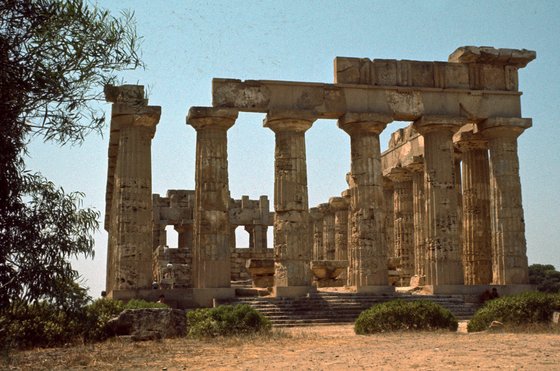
[4,324,560,370]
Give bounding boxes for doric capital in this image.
[329,196,348,211]
[338,112,392,135]
[317,202,332,215]
[454,124,488,151]
[187,107,238,131]
[263,110,316,133]
[112,105,161,137]
[386,167,412,183]
[478,117,532,139]
[341,189,351,200]
[406,158,424,173]
[309,207,323,221]
[413,115,469,135]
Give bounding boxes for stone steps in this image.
[219,292,478,327]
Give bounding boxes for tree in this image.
[528,264,560,293]
[0,0,144,309]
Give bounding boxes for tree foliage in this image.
[529,264,560,293]
[0,0,143,309]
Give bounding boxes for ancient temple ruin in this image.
[104,46,536,307]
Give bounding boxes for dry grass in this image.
[3,325,560,370]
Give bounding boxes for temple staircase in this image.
[218,291,478,327]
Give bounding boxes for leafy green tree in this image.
[0,0,143,309]
[529,264,560,293]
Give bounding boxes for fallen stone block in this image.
[107,308,186,341]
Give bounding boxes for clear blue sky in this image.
[27,0,560,297]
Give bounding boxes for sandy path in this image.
[7,325,560,370]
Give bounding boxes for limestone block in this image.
[448,46,536,68]
[108,308,186,340]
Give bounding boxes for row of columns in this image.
[386,117,531,287]
[107,103,529,295]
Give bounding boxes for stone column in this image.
[479,117,532,284]
[252,225,268,251]
[319,203,336,260]
[455,156,463,270]
[413,116,467,287]
[455,129,492,285]
[387,168,414,285]
[187,107,238,288]
[342,188,353,286]
[264,111,316,297]
[408,161,426,281]
[175,224,193,251]
[309,207,324,260]
[339,113,393,293]
[108,100,161,297]
[383,178,395,262]
[330,197,349,261]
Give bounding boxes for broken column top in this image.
[104,84,147,104]
[448,46,536,68]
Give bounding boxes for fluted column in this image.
[455,130,492,284]
[330,197,349,261]
[342,188,353,285]
[413,116,467,286]
[309,207,324,260]
[187,107,238,288]
[383,178,395,261]
[339,113,393,292]
[479,117,532,284]
[105,85,160,293]
[387,168,414,285]
[408,161,426,280]
[319,203,336,260]
[264,111,316,296]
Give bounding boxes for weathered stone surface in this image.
[108,308,186,341]
[264,113,315,292]
[187,107,238,289]
[105,85,161,294]
[246,258,275,288]
[413,116,467,286]
[309,207,324,260]
[387,167,414,286]
[479,117,532,284]
[339,113,391,289]
[448,46,536,68]
[455,126,492,285]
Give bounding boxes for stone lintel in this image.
[187,106,238,130]
[406,158,424,173]
[212,78,523,121]
[338,112,392,135]
[478,117,532,138]
[328,196,347,210]
[381,133,424,175]
[413,115,470,135]
[449,46,536,68]
[104,84,147,104]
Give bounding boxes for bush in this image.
[1,301,83,349]
[467,291,560,332]
[187,304,271,337]
[354,300,458,334]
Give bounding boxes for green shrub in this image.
[467,291,560,332]
[187,304,271,337]
[1,301,83,349]
[80,298,125,342]
[354,300,458,334]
